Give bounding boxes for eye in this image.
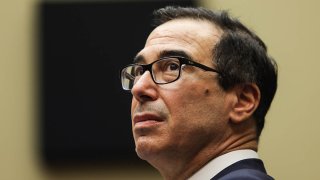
[163,61,180,72]
[134,66,144,76]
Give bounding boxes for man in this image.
[120,6,277,180]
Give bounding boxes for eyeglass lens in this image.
[121,57,181,90]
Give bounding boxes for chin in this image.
[134,136,160,160]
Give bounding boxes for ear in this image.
[229,84,261,123]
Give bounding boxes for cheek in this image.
[161,94,229,151]
[162,84,210,125]
[165,82,229,127]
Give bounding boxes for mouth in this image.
[133,113,164,127]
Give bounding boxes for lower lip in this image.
[134,120,163,128]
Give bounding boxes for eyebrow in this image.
[133,50,193,64]
[133,54,145,64]
[159,50,193,60]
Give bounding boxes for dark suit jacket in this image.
[211,159,274,180]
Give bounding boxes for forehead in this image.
[136,18,223,64]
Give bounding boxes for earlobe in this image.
[229,84,261,123]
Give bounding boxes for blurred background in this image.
[1,0,320,179]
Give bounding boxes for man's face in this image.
[131,19,234,164]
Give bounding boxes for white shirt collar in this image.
[188,149,259,180]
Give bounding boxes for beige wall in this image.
[1,0,320,179]
[201,0,320,179]
[0,0,40,179]
[0,0,162,179]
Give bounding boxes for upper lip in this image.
[133,113,163,125]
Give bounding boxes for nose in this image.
[131,71,158,102]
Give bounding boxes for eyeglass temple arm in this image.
[186,60,222,74]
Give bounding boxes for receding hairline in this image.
[156,17,224,33]
[152,6,267,50]
[149,17,225,48]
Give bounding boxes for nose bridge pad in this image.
[181,64,186,70]
[144,70,152,80]
[136,70,153,86]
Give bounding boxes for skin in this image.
[130,18,260,180]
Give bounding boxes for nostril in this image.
[139,94,153,102]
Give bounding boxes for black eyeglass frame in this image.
[120,56,222,90]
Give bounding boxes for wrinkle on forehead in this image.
[144,19,223,61]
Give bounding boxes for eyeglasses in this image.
[120,56,221,90]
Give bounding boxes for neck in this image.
[150,121,258,180]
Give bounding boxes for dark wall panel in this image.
[39,0,195,166]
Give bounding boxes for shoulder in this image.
[216,168,274,180]
[211,159,274,180]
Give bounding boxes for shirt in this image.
[188,149,259,180]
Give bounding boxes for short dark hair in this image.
[152,6,278,138]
